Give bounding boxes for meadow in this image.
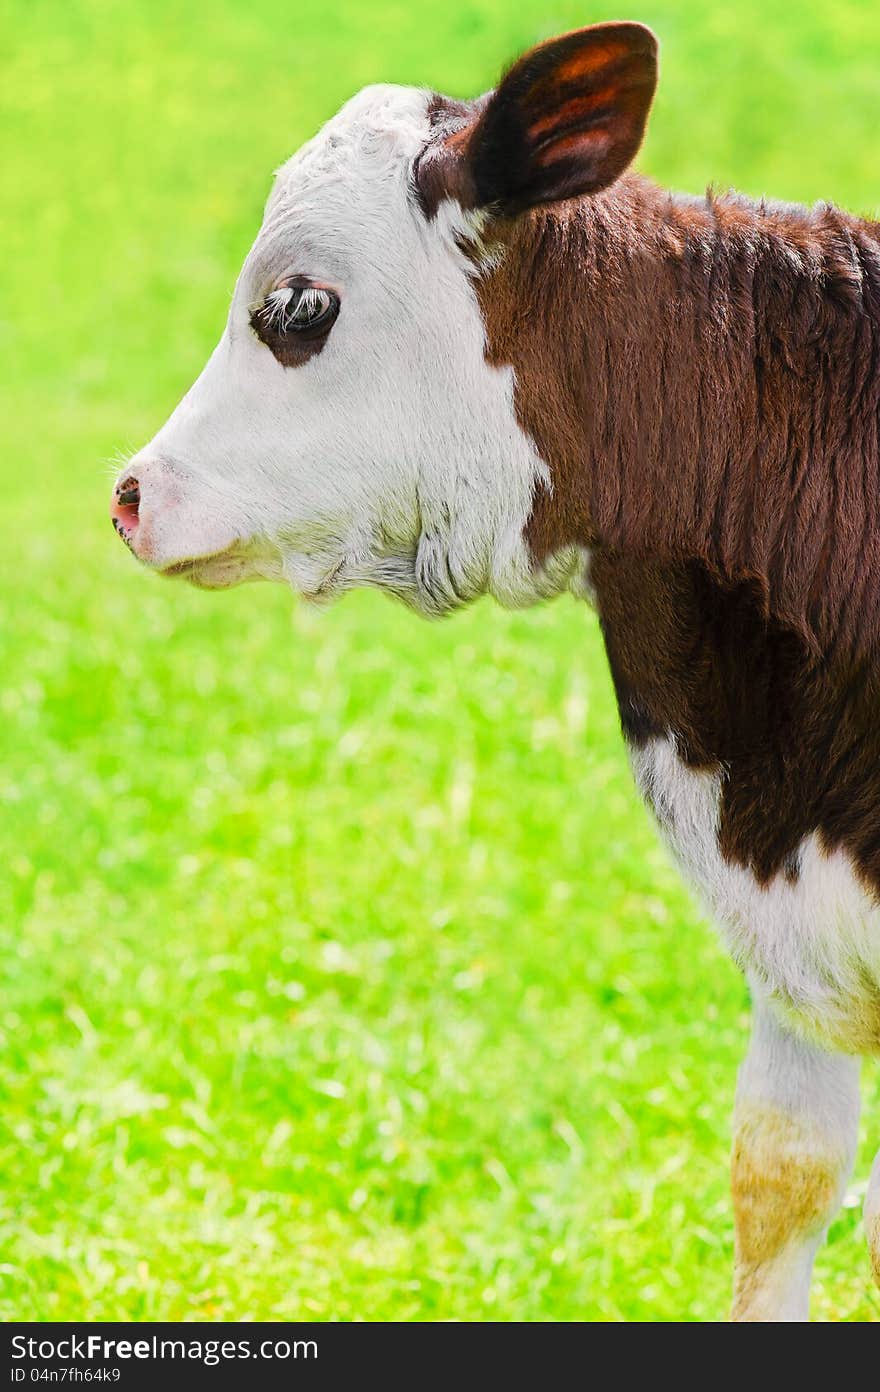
[2,0,880,1320]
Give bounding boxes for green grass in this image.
[2,0,880,1322]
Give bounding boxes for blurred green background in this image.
[2,0,880,1322]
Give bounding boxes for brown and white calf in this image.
[111,22,880,1320]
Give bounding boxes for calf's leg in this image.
[866,1149,880,1288]
[731,994,860,1321]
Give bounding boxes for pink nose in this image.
[111,474,140,545]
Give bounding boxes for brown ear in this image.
[417,22,658,216]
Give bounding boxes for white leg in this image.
[731,993,860,1321]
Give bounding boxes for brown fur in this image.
[732,1106,845,1264]
[472,177,880,892]
[731,1103,847,1318]
[867,1210,880,1287]
[416,24,656,218]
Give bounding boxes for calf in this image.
[111,22,880,1319]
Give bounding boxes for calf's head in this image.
[112,22,657,612]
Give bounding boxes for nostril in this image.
[111,473,142,548]
[116,475,140,511]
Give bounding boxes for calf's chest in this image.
[590,552,880,1053]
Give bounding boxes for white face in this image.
[112,85,558,613]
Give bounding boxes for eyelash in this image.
[249,281,340,366]
[251,282,340,352]
[260,285,335,332]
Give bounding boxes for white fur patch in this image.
[123,83,576,612]
[630,734,880,1051]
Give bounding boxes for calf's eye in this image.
[251,282,340,362]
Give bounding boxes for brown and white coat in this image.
[112,23,880,1319]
